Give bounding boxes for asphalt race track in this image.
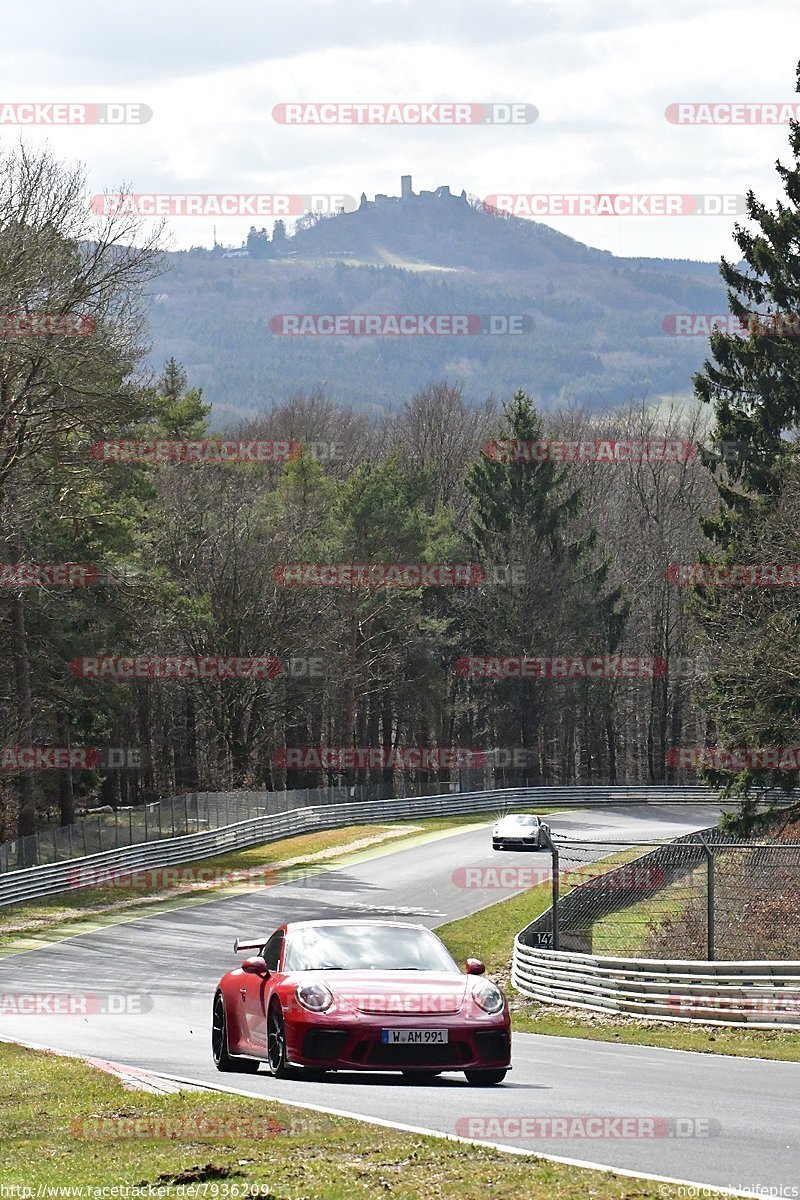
[2,803,798,1194]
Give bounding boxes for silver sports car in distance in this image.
[492,813,551,851]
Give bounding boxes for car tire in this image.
[267,1001,290,1078]
[464,1068,507,1086]
[212,993,260,1073]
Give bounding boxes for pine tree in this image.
[694,60,800,508]
[690,60,800,815]
[463,390,627,781]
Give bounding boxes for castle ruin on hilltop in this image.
[359,175,469,209]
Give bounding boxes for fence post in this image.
[697,835,715,960]
[542,827,559,952]
[184,794,189,834]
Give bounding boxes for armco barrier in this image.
[0,784,723,908]
[511,942,800,1028]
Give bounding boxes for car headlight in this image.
[295,982,334,1012]
[471,980,504,1014]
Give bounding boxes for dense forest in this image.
[4,120,800,845]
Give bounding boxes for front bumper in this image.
[493,837,540,850]
[287,1020,511,1072]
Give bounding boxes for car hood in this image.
[494,818,536,835]
[297,970,470,1014]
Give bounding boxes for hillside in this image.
[145,178,727,415]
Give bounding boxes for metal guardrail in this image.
[0,782,414,874]
[511,943,800,1027]
[0,784,722,909]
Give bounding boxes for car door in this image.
[238,930,283,1053]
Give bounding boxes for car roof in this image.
[284,919,430,933]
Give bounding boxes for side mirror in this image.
[241,956,269,975]
[465,958,486,976]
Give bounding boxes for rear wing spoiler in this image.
[233,937,264,953]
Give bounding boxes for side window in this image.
[262,932,284,972]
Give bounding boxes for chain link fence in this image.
[527,822,800,961]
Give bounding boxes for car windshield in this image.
[284,924,461,973]
[508,814,538,825]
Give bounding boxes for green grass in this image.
[510,1006,800,1060]
[439,880,553,975]
[588,863,707,957]
[0,1042,729,1198]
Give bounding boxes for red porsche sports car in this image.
[212,919,510,1084]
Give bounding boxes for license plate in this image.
[381,1029,449,1044]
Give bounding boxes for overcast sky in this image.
[5,0,800,261]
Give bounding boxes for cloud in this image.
[2,0,800,260]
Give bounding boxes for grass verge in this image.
[0,1041,726,1199]
[509,1005,800,1060]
